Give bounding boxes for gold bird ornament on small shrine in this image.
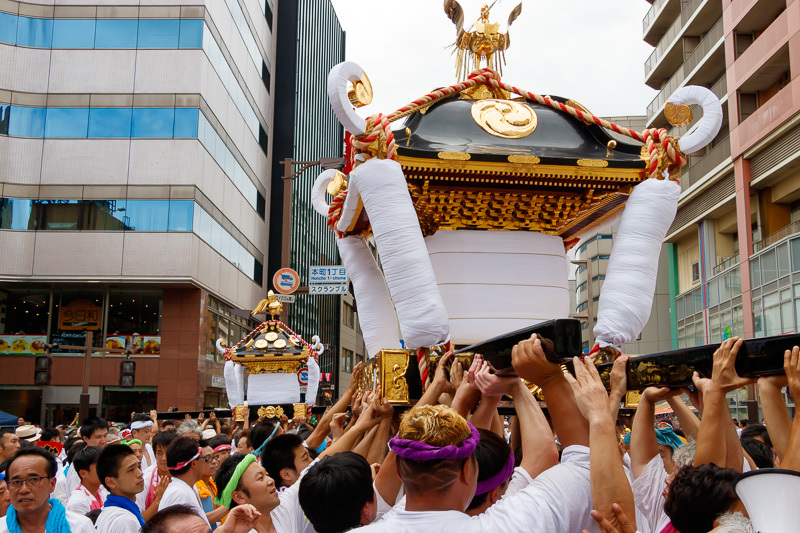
[252,290,283,318]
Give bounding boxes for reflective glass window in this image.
[168,201,193,231]
[173,108,198,138]
[88,108,132,138]
[761,249,777,284]
[95,19,138,48]
[35,200,81,230]
[132,108,175,138]
[81,200,128,230]
[138,19,179,48]
[45,108,89,138]
[0,199,35,229]
[125,200,170,231]
[178,19,203,48]
[16,16,53,48]
[52,19,96,48]
[0,12,18,44]
[7,106,46,137]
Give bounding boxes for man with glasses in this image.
[0,447,94,532]
[158,437,226,527]
[196,441,224,530]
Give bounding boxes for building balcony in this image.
[643,0,683,46]
[679,134,731,192]
[646,17,725,125]
[644,0,722,89]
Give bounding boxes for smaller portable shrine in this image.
[221,291,320,420]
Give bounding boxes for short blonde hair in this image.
[398,405,472,447]
[396,405,474,495]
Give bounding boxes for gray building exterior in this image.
[0,0,277,420]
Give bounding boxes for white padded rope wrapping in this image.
[337,158,450,349]
[337,235,402,356]
[667,86,723,154]
[327,62,368,136]
[224,360,244,408]
[306,356,320,407]
[593,178,680,348]
[311,170,337,216]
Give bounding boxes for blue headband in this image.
[655,427,684,451]
[622,432,631,445]
[251,424,280,458]
[0,472,5,483]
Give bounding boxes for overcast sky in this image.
[328,0,657,120]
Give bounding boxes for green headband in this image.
[121,439,143,447]
[215,454,257,508]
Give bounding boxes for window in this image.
[265,2,273,30]
[692,261,700,283]
[178,19,204,48]
[0,12,17,44]
[342,348,354,373]
[173,108,199,138]
[0,199,35,230]
[1,106,46,138]
[95,19,138,48]
[137,19,179,48]
[16,16,53,48]
[343,303,355,328]
[132,108,175,138]
[88,108,133,138]
[45,108,90,138]
[1,104,197,139]
[52,19,96,48]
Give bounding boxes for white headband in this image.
[131,420,154,430]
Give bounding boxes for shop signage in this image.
[0,335,47,355]
[276,294,296,303]
[58,299,102,330]
[211,375,226,389]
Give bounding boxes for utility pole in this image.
[51,331,129,421]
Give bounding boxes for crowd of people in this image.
[0,335,799,532]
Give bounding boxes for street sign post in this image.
[273,268,300,294]
[309,266,347,284]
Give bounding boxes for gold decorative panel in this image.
[508,155,541,164]
[471,99,537,139]
[359,349,412,404]
[577,159,609,168]
[438,152,471,161]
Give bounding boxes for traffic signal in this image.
[119,359,135,388]
[34,355,52,385]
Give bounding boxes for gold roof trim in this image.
[577,159,609,168]
[507,155,541,164]
[438,152,472,161]
[396,155,644,183]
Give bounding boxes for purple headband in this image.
[475,451,515,495]
[389,422,480,461]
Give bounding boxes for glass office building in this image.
[269,0,345,397]
[0,0,276,423]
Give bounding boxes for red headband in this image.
[168,447,201,471]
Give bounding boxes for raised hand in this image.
[609,355,629,399]
[433,349,455,393]
[330,413,347,441]
[216,503,262,533]
[785,346,800,401]
[473,360,517,397]
[348,362,363,394]
[511,334,563,387]
[642,386,683,404]
[563,357,611,424]
[584,504,638,533]
[449,357,465,391]
[710,337,755,393]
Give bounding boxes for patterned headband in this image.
[389,422,479,461]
